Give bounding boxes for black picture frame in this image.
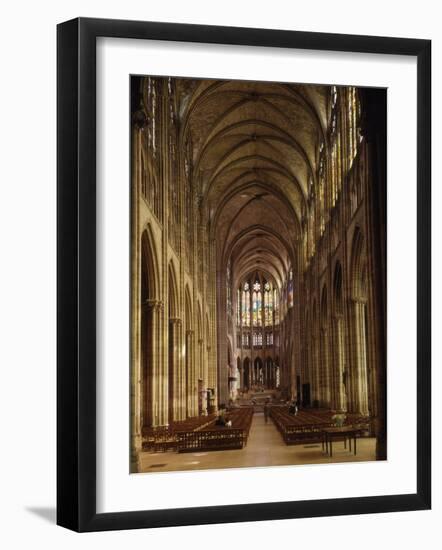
[57,17,431,532]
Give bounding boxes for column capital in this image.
[143,299,164,310]
[186,329,195,337]
[169,317,182,325]
[350,296,367,305]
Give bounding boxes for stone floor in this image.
[138,412,377,474]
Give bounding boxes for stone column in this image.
[144,300,165,427]
[169,318,183,421]
[198,337,205,413]
[320,326,331,407]
[186,329,197,416]
[333,314,347,411]
[311,333,320,406]
[350,298,369,416]
[130,124,142,472]
[205,345,211,391]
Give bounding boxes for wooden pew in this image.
[142,414,217,452]
[177,408,254,453]
[269,407,371,445]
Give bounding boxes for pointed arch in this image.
[141,225,160,300]
[350,226,367,300]
[349,226,370,415]
[140,226,161,429]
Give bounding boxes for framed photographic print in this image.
[57,17,431,532]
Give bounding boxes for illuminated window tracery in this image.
[274,288,279,324]
[252,281,262,327]
[242,282,250,327]
[264,282,273,326]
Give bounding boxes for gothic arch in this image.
[350,226,367,300]
[140,226,160,428]
[349,226,370,415]
[141,226,160,300]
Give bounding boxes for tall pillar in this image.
[320,326,331,407]
[169,317,183,421]
[130,124,142,472]
[350,298,369,416]
[145,300,167,427]
[198,337,205,413]
[333,314,347,411]
[311,334,320,406]
[186,329,197,416]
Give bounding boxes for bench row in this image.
[142,414,217,452]
[178,408,254,452]
[270,407,371,445]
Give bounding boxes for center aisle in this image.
[138,411,376,473]
[240,412,287,467]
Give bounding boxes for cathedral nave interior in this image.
[130,76,386,473]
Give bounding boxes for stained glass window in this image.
[274,288,279,324]
[264,282,273,326]
[236,289,241,325]
[252,281,262,327]
[242,282,250,327]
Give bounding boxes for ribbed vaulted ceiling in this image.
[178,78,330,289]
